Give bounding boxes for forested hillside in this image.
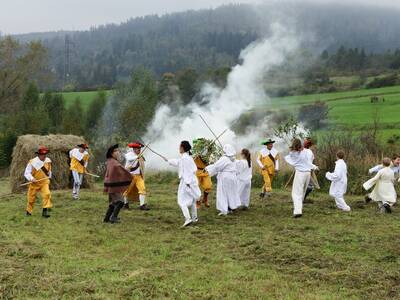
[12,2,400,90]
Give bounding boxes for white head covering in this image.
[223,144,236,157]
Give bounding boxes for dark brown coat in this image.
[104,158,132,194]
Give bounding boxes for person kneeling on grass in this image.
[205,144,241,216]
[363,157,397,214]
[236,149,253,210]
[103,144,133,224]
[163,141,201,227]
[325,150,351,212]
[24,146,53,218]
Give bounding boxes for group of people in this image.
[22,137,400,226]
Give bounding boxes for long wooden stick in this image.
[85,172,101,178]
[284,171,295,189]
[147,146,168,161]
[198,114,223,148]
[20,177,49,187]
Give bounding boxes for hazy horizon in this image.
[1,0,399,35]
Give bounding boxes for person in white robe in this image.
[206,144,241,216]
[365,154,400,203]
[363,157,397,213]
[164,141,201,227]
[236,149,253,209]
[284,138,318,218]
[325,150,351,212]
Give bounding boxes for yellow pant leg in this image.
[27,185,39,213]
[40,184,52,209]
[199,176,212,193]
[134,175,146,195]
[262,171,274,193]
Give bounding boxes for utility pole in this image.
[64,35,75,86]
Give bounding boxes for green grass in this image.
[62,90,112,110]
[1,177,400,299]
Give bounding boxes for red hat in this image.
[36,146,50,155]
[77,143,89,149]
[128,142,143,149]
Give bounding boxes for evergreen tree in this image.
[62,98,85,136]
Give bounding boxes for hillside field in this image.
[1,178,400,299]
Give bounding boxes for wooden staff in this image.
[284,171,295,189]
[130,142,151,165]
[147,146,168,161]
[310,170,320,189]
[198,114,224,147]
[20,177,49,187]
[85,172,101,178]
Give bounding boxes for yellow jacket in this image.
[69,148,89,174]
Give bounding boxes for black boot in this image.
[365,195,372,203]
[139,204,150,211]
[304,187,314,204]
[103,204,115,223]
[383,203,392,214]
[123,202,130,210]
[110,201,124,223]
[26,211,32,216]
[42,208,50,218]
[259,192,265,199]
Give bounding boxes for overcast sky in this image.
[0,0,398,35]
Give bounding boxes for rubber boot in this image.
[303,187,314,204]
[42,208,50,218]
[203,192,210,208]
[110,201,124,223]
[103,204,115,223]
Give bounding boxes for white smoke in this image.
[144,24,300,169]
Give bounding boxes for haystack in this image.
[10,135,93,193]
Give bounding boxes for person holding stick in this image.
[257,139,280,199]
[162,141,201,227]
[69,143,90,200]
[24,146,52,218]
[103,144,132,224]
[123,142,150,211]
[284,138,319,218]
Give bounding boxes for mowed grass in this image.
[1,177,400,299]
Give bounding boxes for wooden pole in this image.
[198,114,224,147]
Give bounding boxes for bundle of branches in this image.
[192,138,223,165]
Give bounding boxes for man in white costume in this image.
[285,138,319,218]
[325,150,351,212]
[165,141,201,227]
[206,144,241,216]
[363,157,397,213]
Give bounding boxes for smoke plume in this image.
[144,24,300,169]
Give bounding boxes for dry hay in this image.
[9,135,93,193]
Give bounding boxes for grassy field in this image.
[1,177,400,299]
[63,90,112,110]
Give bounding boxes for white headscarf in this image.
[223,144,236,158]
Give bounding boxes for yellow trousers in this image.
[124,175,146,202]
[261,171,274,193]
[26,183,52,213]
[197,175,212,193]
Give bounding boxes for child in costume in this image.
[69,143,89,199]
[206,144,241,216]
[325,150,351,212]
[24,146,52,218]
[123,142,150,211]
[164,141,201,227]
[257,139,279,198]
[236,149,253,209]
[285,138,319,218]
[103,144,132,223]
[363,157,397,213]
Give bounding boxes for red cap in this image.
[128,142,143,149]
[36,146,50,155]
[78,143,89,149]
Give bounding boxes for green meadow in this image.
[1,178,400,299]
